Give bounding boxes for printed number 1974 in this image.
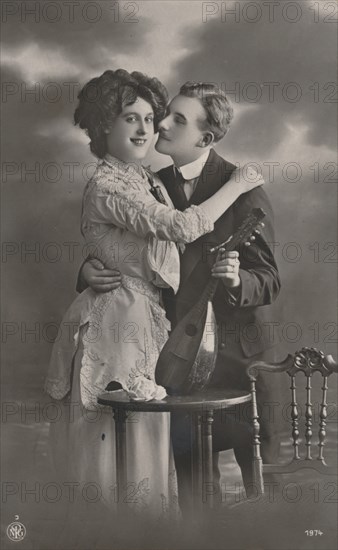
[305,530,323,536]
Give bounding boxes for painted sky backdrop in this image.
[1,1,337,384]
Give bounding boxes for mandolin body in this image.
[155,208,266,396]
[155,300,218,394]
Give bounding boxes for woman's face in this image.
[105,96,155,164]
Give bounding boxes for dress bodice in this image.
[80,155,213,293]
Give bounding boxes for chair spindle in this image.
[318,375,328,462]
[290,375,300,460]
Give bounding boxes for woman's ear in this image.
[197,131,214,148]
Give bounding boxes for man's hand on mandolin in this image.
[211,249,241,288]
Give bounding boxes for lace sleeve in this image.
[84,167,214,244]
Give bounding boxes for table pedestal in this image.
[98,389,251,513]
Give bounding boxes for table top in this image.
[97,388,251,412]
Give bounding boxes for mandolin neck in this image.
[191,278,219,320]
[185,207,266,326]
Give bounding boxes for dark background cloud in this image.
[2,0,152,67]
[167,6,337,156]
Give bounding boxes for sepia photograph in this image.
[1,1,337,549]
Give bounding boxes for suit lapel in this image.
[190,149,229,205]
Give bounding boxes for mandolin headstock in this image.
[210,207,266,254]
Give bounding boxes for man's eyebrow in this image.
[173,111,187,121]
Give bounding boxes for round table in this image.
[98,388,251,511]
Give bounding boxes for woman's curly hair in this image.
[74,69,169,158]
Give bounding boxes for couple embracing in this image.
[45,69,281,520]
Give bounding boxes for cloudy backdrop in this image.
[2,0,337,388]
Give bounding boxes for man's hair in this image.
[179,82,234,142]
[74,69,168,158]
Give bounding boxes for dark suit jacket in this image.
[158,148,281,359]
[159,148,284,445]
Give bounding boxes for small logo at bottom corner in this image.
[6,516,26,542]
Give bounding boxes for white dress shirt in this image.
[173,150,211,200]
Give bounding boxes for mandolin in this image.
[155,208,266,395]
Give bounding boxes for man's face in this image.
[155,94,208,165]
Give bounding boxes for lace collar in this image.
[103,153,148,184]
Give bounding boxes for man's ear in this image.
[197,131,214,148]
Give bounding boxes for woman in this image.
[45,69,263,520]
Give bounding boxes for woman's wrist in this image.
[226,176,242,197]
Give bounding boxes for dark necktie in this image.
[173,169,189,210]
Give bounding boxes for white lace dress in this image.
[45,154,214,519]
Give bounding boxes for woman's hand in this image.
[230,166,265,194]
[82,258,122,293]
[128,377,167,401]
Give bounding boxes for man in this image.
[78,82,283,508]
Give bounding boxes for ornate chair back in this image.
[246,347,338,494]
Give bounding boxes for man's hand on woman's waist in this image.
[82,258,122,293]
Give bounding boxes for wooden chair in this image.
[246,347,338,494]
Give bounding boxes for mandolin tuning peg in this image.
[244,242,251,247]
[254,229,260,235]
[259,222,265,228]
[250,236,256,241]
